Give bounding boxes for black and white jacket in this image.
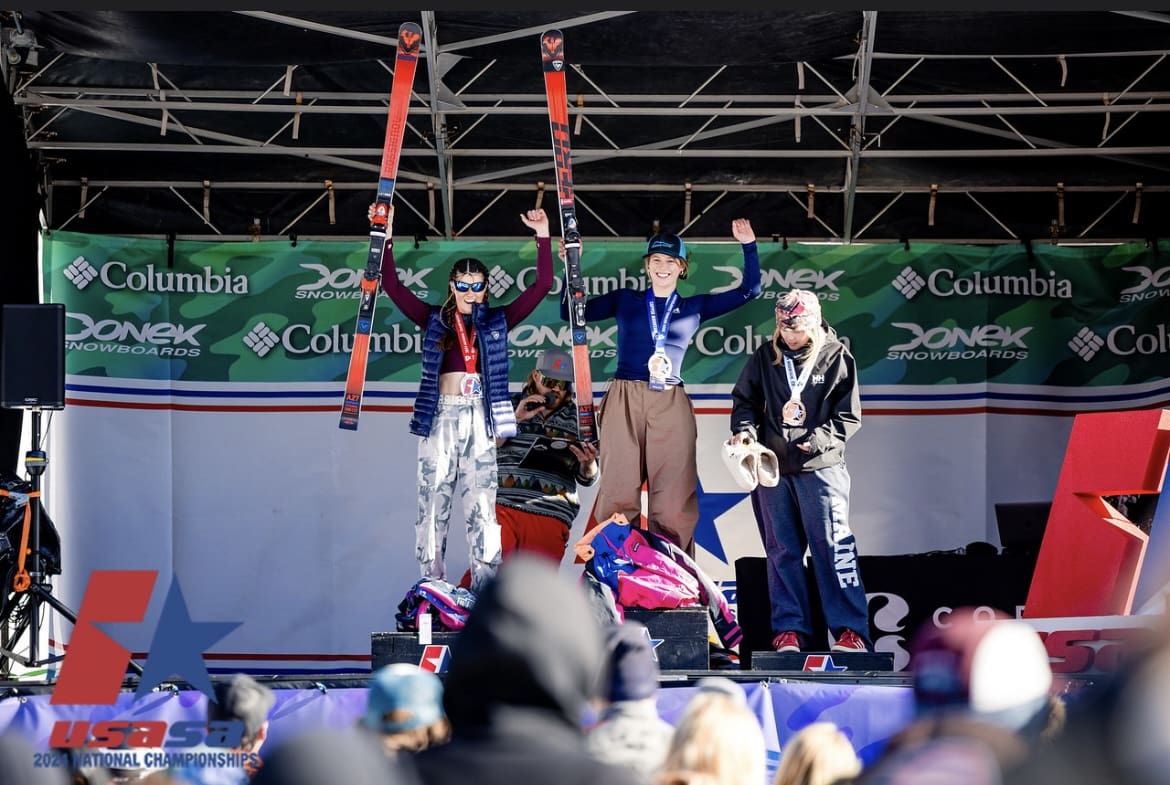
[729,325,862,475]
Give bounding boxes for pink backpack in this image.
[578,515,743,649]
[585,519,701,610]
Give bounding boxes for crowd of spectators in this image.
[5,560,1159,785]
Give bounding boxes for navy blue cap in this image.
[644,233,688,260]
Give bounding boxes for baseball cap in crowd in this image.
[363,663,445,734]
[693,676,748,706]
[210,673,276,743]
[644,233,688,261]
[602,621,661,703]
[535,348,575,382]
[776,289,823,330]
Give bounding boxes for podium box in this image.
[371,631,460,672]
[750,650,894,672]
[624,607,709,670]
[371,605,712,673]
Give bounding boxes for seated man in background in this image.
[460,348,599,587]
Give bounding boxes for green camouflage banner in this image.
[42,231,1170,388]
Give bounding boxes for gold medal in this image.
[781,400,806,426]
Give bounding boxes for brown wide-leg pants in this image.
[594,379,699,556]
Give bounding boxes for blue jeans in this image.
[754,463,870,646]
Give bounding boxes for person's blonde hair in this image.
[770,290,825,366]
[657,692,767,785]
[772,722,861,785]
[771,320,824,366]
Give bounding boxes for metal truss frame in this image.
[5,10,1170,243]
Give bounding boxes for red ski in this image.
[339,21,422,431]
[540,29,597,444]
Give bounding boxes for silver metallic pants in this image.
[416,394,501,593]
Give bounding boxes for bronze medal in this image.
[781,400,806,426]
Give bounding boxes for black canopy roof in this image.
[4,10,1170,244]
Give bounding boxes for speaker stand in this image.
[1,408,142,675]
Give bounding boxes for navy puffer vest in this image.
[410,304,516,439]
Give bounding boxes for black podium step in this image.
[623,607,709,670]
[749,650,894,672]
[371,631,460,673]
[370,606,712,674]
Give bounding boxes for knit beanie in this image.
[604,621,660,702]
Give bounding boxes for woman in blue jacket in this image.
[376,205,553,592]
[565,219,760,556]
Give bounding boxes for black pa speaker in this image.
[1,303,66,410]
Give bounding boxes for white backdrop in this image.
[32,377,1078,671]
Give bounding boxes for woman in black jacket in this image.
[729,289,870,654]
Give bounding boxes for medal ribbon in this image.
[646,290,680,356]
[782,351,817,408]
[453,314,478,372]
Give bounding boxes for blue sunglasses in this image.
[453,279,486,293]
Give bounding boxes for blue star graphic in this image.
[692,475,748,565]
[96,576,242,702]
[638,624,665,662]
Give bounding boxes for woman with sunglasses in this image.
[563,218,760,557]
[374,204,554,593]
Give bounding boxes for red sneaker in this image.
[772,631,801,652]
[831,629,868,652]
